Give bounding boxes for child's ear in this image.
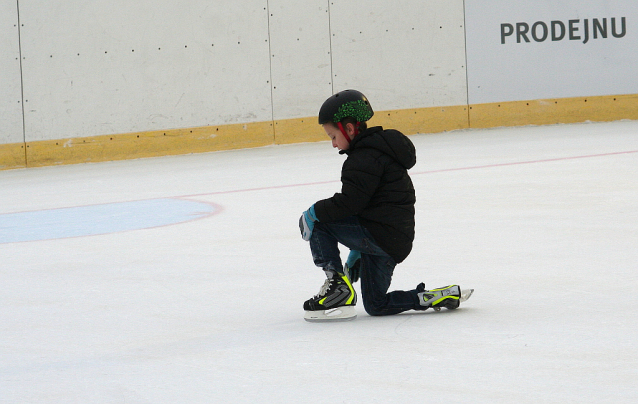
[346,122,357,136]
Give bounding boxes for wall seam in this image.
[265,0,276,142]
[327,0,334,95]
[462,0,471,129]
[16,0,27,166]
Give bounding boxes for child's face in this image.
[322,123,351,151]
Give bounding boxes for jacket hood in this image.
[344,126,416,169]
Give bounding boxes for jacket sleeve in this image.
[313,150,382,222]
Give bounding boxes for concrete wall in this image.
[1,0,636,169]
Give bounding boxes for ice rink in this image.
[1,120,637,403]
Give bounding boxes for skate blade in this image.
[460,288,474,303]
[304,306,357,322]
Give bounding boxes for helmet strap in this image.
[337,122,360,144]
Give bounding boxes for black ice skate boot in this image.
[416,284,474,312]
[303,271,357,322]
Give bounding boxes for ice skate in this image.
[416,284,474,312]
[304,271,357,322]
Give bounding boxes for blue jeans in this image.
[309,216,420,316]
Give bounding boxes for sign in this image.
[465,0,638,104]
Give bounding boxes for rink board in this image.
[1,0,637,169]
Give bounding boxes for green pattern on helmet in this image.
[333,100,373,123]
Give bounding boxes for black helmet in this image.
[318,89,374,125]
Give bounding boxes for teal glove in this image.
[299,205,318,241]
[344,250,361,282]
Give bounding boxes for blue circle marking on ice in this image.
[0,198,220,244]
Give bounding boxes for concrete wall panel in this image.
[18,1,273,141]
[0,0,25,168]
[329,0,468,111]
[268,0,332,121]
[0,0,23,144]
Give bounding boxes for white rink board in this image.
[0,0,23,145]
[465,0,638,104]
[330,0,468,111]
[268,0,333,120]
[18,1,272,141]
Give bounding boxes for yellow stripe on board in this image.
[24,121,274,168]
[274,117,326,144]
[274,104,470,145]
[370,104,470,136]
[1,93,636,170]
[0,143,26,170]
[469,94,638,128]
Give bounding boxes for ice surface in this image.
[1,121,637,403]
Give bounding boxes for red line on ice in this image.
[183,149,638,197]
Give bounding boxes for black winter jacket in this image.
[314,126,416,263]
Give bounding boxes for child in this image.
[299,89,470,321]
